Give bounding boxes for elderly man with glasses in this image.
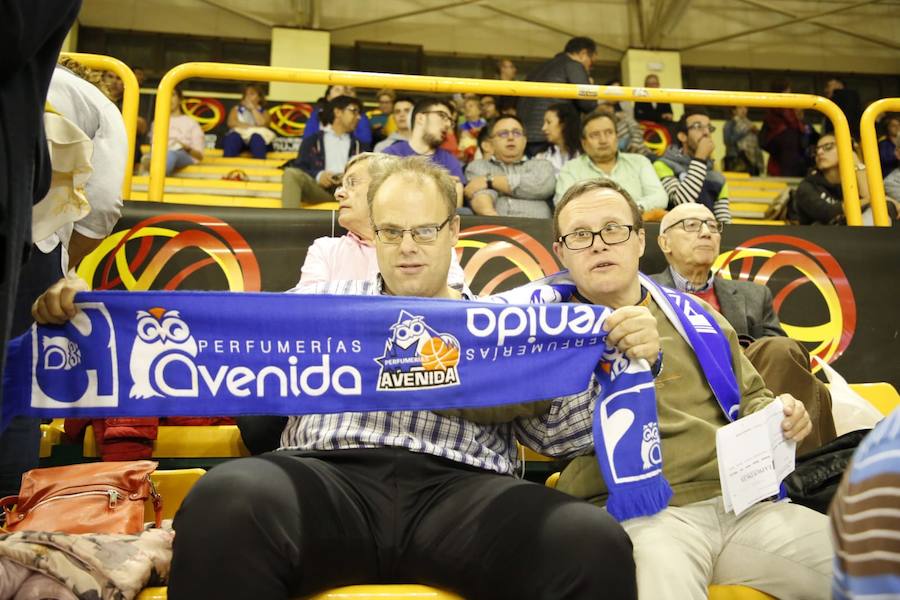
[652,202,836,457]
[654,107,732,223]
[463,115,556,217]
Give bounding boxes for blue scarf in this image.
[3,290,661,520]
[492,272,742,519]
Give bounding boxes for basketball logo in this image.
[268,102,313,137]
[419,336,460,371]
[376,310,462,391]
[182,97,225,132]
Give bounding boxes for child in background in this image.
[458,96,487,163]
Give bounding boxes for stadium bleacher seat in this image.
[39,419,65,458]
[849,382,900,416]
[83,424,250,458]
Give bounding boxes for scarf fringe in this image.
[606,478,674,522]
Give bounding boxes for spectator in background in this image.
[476,125,494,161]
[303,85,373,149]
[597,102,653,159]
[495,57,519,115]
[369,88,395,145]
[877,114,899,176]
[723,106,764,175]
[382,97,465,207]
[223,83,273,159]
[464,115,556,217]
[885,166,900,202]
[653,203,836,456]
[555,111,667,212]
[282,95,363,208]
[604,78,635,120]
[823,77,862,140]
[151,87,205,176]
[103,68,147,168]
[536,102,581,173]
[480,94,500,120]
[790,134,899,225]
[374,96,414,153]
[458,96,486,163]
[517,37,599,156]
[440,100,461,158]
[654,108,732,223]
[830,407,900,600]
[762,79,813,177]
[634,74,673,123]
[47,59,127,271]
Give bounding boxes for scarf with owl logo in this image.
[2,289,662,521]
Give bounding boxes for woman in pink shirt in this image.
[153,87,205,175]
[296,153,465,288]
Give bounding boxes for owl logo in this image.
[389,312,431,356]
[41,335,82,371]
[640,422,662,470]
[129,307,197,399]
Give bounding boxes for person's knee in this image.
[543,502,636,590]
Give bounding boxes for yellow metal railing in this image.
[859,98,898,226]
[148,62,862,224]
[61,52,138,198]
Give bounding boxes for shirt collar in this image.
[374,274,475,300]
[669,266,715,293]
[490,156,527,167]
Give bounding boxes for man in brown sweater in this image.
[551,178,832,599]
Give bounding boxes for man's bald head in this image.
[658,204,723,276]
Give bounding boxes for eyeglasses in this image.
[422,111,453,123]
[815,141,836,154]
[343,106,361,114]
[663,217,724,234]
[374,215,454,244]
[336,176,369,193]
[558,224,634,250]
[493,129,525,139]
[686,122,716,133]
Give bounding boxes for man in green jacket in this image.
[551,178,832,600]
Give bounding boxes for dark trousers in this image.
[222,131,268,159]
[169,448,636,600]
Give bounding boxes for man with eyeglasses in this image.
[554,111,668,211]
[463,115,556,217]
[653,203,836,456]
[165,156,638,600]
[550,179,832,600]
[382,97,465,207]
[654,107,732,223]
[281,95,364,208]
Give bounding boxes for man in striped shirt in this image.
[654,108,732,223]
[831,408,900,599]
[167,156,642,600]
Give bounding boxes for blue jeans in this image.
[166,149,194,175]
[222,131,268,159]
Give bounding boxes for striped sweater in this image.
[830,408,900,599]
[654,148,731,223]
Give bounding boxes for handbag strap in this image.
[148,477,163,529]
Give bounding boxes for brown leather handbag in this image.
[0,460,162,534]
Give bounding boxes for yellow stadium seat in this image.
[39,419,65,458]
[708,585,776,600]
[304,586,464,599]
[145,468,206,522]
[83,425,250,458]
[849,382,899,416]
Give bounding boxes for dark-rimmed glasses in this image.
[374,215,454,244]
[558,224,634,250]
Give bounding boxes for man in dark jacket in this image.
[0,0,82,497]
[517,37,598,156]
[653,202,836,455]
[281,95,363,208]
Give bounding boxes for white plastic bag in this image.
[813,356,884,436]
